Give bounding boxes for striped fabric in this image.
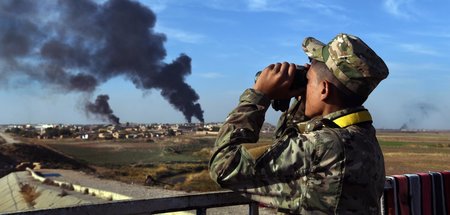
[393,175,410,215]
[385,176,398,215]
[380,171,450,215]
[430,172,447,215]
[418,172,433,215]
[405,174,422,215]
[441,171,450,215]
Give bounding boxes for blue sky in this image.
[1,0,450,129]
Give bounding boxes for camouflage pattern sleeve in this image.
[209,88,271,183]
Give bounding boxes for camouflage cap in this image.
[302,33,389,98]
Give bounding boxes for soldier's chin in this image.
[304,111,314,119]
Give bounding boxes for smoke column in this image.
[0,0,204,123]
[400,102,439,129]
[85,95,120,124]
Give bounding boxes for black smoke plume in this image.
[400,102,439,129]
[86,95,120,124]
[0,0,204,123]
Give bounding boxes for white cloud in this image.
[156,26,206,44]
[300,1,345,16]
[196,72,225,79]
[200,0,347,18]
[364,33,395,41]
[387,61,448,74]
[398,43,439,56]
[254,0,347,19]
[383,0,417,19]
[384,61,450,85]
[384,0,404,17]
[247,0,269,11]
[409,30,450,39]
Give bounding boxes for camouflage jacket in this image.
[209,89,385,214]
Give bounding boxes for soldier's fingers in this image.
[279,63,295,87]
[262,64,275,77]
[279,62,290,76]
[266,64,275,70]
[287,63,296,80]
[272,63,282,73]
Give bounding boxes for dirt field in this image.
[377,131,450,175]
[42,136,217,191]
[31,131,450,191]
[45,136,214,166]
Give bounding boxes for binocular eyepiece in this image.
[290,65,308,90]
[255,65,308,112]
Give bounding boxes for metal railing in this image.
[5,191,260,215]
[10,173,448,215]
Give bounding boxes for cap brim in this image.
[302,37,326,62]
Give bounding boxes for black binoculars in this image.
[255,65,308,112]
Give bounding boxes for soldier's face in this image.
[304,63,324,118]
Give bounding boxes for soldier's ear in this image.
[320,80,330,101]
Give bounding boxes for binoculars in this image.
[255,65,308,112]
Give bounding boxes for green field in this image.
[48,138,214,166]
[377,131,450,175]
[44,136,218,191]
[40,131,450,191]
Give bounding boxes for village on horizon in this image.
[1,122,449,142]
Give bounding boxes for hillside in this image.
[0,143,94,177]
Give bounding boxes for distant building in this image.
[35,124,55,134]
[98,132,113,140]
[80,134,89,140]
[113,131,126,139]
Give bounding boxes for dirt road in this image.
[0,130,20,144]
[37,169,187,199]
[35,169,275,214]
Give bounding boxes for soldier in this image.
[209,33,389,214]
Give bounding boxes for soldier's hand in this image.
[253,62,304,99]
